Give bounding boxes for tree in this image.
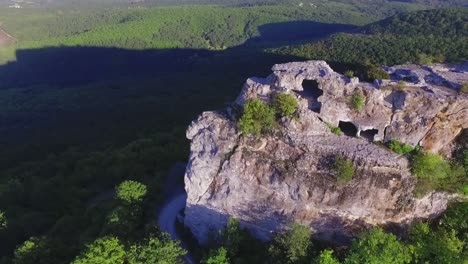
[238,99,276,135]
[315,249,340,264]
[71,237,125,264]
[0,210,6,230]
[13,237,47,264]
[116,180,147,204]
[270,223,312,264]
[222,218,244,258]
[409,223,464,264]
[204,247,230,264]
[344,229,412,264]
[127,235,186,264]
[274,93,298,117]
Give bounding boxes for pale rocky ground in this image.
[184,60,467,244]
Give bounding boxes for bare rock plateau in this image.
[184,60,468,244]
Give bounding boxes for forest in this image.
[0,1,466,263]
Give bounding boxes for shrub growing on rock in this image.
[344,70,354,78]
[332,156,355,186]
[326,123,343,136]
[411,152,450,180]
[365,66,390,81]
[387,140,414,155]
[461,83,468,94]
[239,99,276,135]
[274,93,298,117]
[349,91,366,112]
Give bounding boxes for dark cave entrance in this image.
[360,129,379,142]
[338,121,358,137]
[295,79,323,113]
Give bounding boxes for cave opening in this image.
[295,79,323,113]
[360,129,379,142]
[338,121,358,137]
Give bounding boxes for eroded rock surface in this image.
[184,60,467,244]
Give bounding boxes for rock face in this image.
[184,60,467,244]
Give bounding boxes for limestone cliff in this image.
[184,61,468,244]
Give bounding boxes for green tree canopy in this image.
[344,228,412,264]
[13,237,46,264]
[127,235,186,264]
[315,249,340,264]
[71,237,125,264]
[409,223,464,264]
[116,180,148,204]
[204,247,230,264]
[271,223,312,264]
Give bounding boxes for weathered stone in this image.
[184,60,467,244]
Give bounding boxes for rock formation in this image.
[184,60,468,244]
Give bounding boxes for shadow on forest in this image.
[0,20,356,88]
[0,20,355,167]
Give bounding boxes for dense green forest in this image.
[273,8,468,66]
[0,1,466,263]
[0,0,432,63]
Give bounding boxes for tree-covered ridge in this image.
[272,8,468,66]
[362,8,468,36]
[0,0,433,63]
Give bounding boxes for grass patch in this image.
[332,156,355,186]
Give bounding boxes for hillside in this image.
[0,1,433,63]
[272,8,468,66]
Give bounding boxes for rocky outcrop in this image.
[184,60,467,244]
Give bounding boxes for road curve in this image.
[157,191,196,264]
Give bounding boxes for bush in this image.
[411,152,451,180]
[116,180,148,204]
[365,66,390,81]
[417,53,434,65]
[344,70,354,78]
[332,156,355,186]
[349,91,366,112]
[326,123,343,136]
[461,83,468,94]
[239,99,276,135]
[387,140,414,155]
[274,93,298,118]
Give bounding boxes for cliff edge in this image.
[184,60,468,244]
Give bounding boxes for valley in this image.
[0,1,466,263]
